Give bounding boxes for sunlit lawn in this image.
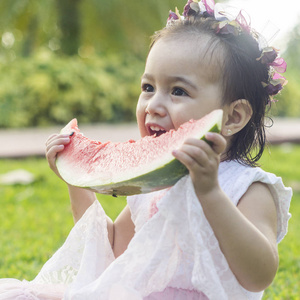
[0,144,299,299]
[0,158,127,280]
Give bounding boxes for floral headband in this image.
[167,0,287,102]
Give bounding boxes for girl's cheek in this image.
[136,95,145,112]
[136,104,145,120]
[136,106,147,137]
[136,100,143,118]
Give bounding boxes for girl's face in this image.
[136,36,225,138]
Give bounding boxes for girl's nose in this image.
[145,93,167,117]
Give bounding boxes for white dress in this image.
[0,161,292,300]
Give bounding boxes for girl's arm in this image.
[173,133,278,292]
[45,133,135,256]
[197,181,278,292]
[113,205,136,257]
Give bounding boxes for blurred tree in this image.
[22,15,38,57]
[0,0,56,58]
[284,23,300,69]
[274,23,300,117]
[56,0,81,56]
[0,0,231,58]
[76,0,186,57]
[0,0,186,58]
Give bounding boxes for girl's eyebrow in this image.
[141,73,153,81]
[169,76,198,90]
[141,73,198,90]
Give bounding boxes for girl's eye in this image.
[142,84,154,93]
[172,87,188,96]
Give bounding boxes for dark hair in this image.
[150,16,271,167]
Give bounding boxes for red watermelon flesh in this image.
[56,109,223,195]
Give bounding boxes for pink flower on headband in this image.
[257,47,278,64]
[183,0,215,17]
[217,20,242,35]
[257,47,287,73]
[235,10,251,33]
[168,11,179,21]
[183,0,194,17]
[203,0,215,15]
[271,57,287,73]
[167,8,181,25]
[263,73,287,97]
[257,46,287,98]
[216,10,251,36]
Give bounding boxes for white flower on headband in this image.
[197,1,207,14]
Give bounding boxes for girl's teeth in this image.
[150,126,162,131]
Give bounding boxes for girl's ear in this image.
[221,99,253,137]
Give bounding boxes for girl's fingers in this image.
[180,137,216,158]
[175,143,208,167]
[172,134,226,170]
[46,144,64,158]
[204,132,227,154]
[172,148,197,171]
[45,134,71,172]
[45,135,70,153]
[45,133,71,180]
[45,134,60,147]
[46,133,70,146]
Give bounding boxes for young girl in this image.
[0,0,292,299]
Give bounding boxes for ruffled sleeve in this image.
[218,161,292,243]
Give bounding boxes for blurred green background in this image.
[0,0,183,127]
[0,0,299,128]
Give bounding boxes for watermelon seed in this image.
[69,132,75,136]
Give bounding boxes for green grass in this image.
[259,144,300,299]
[0,144,299,298]
[0,158,127,279]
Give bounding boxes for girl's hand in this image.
[46,133,98,223]
[45,133,71,180]
[172,132,227,198]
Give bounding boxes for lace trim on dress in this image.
[218,161,292,243]
[0,279,65,300]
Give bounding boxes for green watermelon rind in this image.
[88,123,220,196]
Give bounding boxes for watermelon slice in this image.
[56,109,223,196]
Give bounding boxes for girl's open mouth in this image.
[147,124,167,137]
